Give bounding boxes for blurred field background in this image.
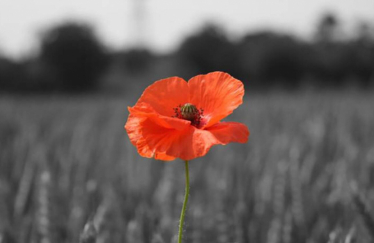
[1,1,374,242]
[1,91,374,243]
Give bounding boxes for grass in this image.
[1,90,374,243]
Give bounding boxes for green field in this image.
[1,91,374,243]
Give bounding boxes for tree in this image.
[238,32,311,88]
[116,48,154,75]
[39,22,109,92]
[0,56,26,92]
[177,24,240,78]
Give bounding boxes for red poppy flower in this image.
[125,71,249,161]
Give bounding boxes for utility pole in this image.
[133,0,146,48]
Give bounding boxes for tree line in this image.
[0,13,373,93]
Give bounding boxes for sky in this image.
[1,0,374,59]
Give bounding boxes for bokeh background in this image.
[1,0,374,242]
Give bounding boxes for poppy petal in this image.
[137,77,189,117]
[136,137,176,161]
[125,113,177,161]
[125,113,154,158]
[125,113,145,147]
[154,152,176,161]
[135,138,154,158]
[205,122,249,144]
[140,119,249,161]
[188,72,244,128]
[128,103,190,131]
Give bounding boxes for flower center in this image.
[181,103,198,121]
[173,103,204,127]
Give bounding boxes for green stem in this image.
[178,160,190,243]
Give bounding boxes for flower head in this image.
[125,71,250,161]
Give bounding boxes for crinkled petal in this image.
[205,122,249,144]
[140,119,249,161]
[125,103,181,161]
[135,137,154,158]
[124,114,153,158]
[188,71,244,128]
[137,77,189,117]
[128,103,190,131]
[134,135,176,161]
[154,152,176,161]
[125,113,145,147]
